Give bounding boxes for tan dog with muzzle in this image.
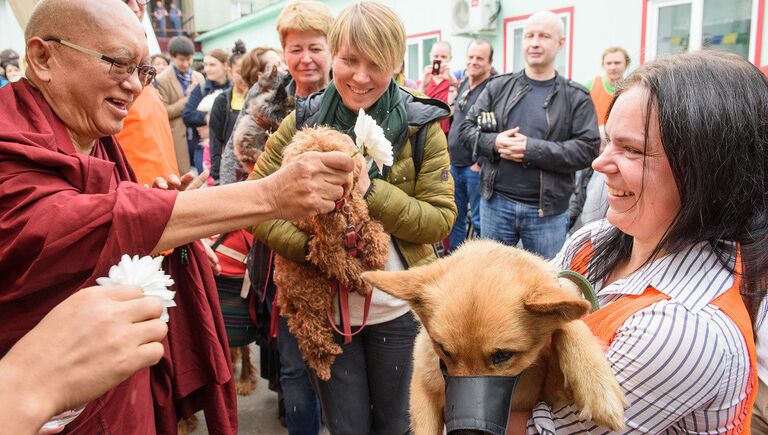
[362,240,627,434]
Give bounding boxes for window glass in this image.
[405,36,439,81]
[422,37,438,69]
[512,27,523,72]
[407,43,419,80]
[656,3,691,56]
[702,0,752,58]
[555,16,568,76]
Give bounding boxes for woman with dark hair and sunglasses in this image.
[508,50,768,434]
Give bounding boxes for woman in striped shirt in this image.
[514,51,768,434]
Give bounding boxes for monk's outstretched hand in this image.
[152,170,209,191]
[266,151,355,221]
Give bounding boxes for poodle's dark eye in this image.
[439,343,452,360]
[491,349,516,365]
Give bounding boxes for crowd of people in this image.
[0,0,766,434]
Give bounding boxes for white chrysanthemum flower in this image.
[96,255,176,322]
[354,108,394,173]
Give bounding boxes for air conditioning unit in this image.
[451,0,500,36]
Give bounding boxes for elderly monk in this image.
[0,0,354,433]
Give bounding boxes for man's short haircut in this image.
[276,0,334,48]
[602,47,631,67]
[524,11,565,39]
[430,40,452,56]
[469,39,493,62]
[328,1,405,73]
[168,36,195,57]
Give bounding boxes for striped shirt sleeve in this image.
[527,300,750,434]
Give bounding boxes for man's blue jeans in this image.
[480,194,568,260]
[449,164,482,251]
[275,310,321,434]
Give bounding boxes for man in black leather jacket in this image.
[457,10,599,259]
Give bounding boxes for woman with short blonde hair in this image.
[276,0,334,47]
[250,2,456,433]
[220,2,336,434]
[326,1,404,74]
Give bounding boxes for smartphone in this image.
[431,59,441,76]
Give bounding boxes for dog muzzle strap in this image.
[440,360,519,435]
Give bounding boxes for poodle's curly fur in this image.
[273,126,390,380]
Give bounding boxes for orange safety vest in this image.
[589,76,614,126]
[571,244,757,434]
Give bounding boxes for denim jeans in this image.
[449,164,482,251]
[308,311,419,435]
[480,194,568,260]
[277,314,321,435]
[193,145,204,174]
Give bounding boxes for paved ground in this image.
[189,344,330,435]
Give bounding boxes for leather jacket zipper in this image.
[539,100,552,217]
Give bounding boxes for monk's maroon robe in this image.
[0,79,237,434]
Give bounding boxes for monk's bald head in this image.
[26,0,143,43]
[24,0,151,150]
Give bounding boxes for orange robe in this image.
[115,86,180,185]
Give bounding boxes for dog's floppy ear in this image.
[523,284,591,322]
[361,260,445,321]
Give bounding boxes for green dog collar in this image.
[557,270,599,312]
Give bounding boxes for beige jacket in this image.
[155,67,204,172]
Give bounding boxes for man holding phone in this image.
[418,41,458,133]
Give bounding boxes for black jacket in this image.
[457,71,600,216]
[209,88,240,182]
[182,79,230,156]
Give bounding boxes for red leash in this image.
[326,281,372,344]
[325,195,371,344]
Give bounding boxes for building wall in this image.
[197,0,768,83]
[0,0,26,55]
[193,0,237,32]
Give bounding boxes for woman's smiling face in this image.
[592,86,681,244]
[332,45,393,113]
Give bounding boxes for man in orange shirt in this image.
[115,0,179,185]
[585,47,629,126]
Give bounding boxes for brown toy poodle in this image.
[273,126,390,380]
